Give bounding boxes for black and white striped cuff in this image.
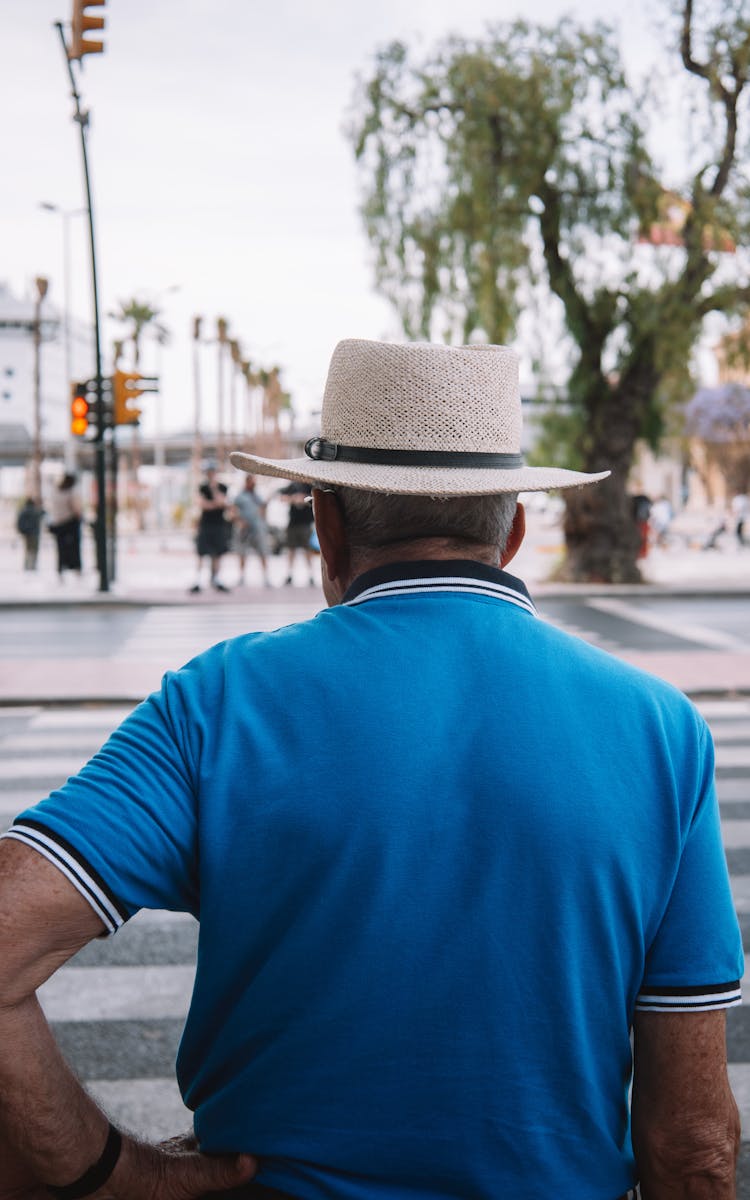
[636,981,742,1013]
[2,820,129,935]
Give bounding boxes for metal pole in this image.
[31,300,41,499]
[31,278,48,502]
[55,21,109,592]
[61,211,76,471]
[191,317,203,508]
[39,203,85,470]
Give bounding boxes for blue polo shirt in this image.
[5,561,742,1199]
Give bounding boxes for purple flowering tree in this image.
[685,385,750,495]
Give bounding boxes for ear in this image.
[312,489,351,603]
[499,501,526,568]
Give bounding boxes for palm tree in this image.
[109,298,169,367]
[108,298,171,529]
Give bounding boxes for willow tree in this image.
[349,2,750,581]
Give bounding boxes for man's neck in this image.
[349,539,501,579]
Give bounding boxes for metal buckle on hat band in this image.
[304,438,524,470]
[305,437,339,461]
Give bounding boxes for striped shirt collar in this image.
[342,560,537,616]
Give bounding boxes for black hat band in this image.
[305,438,524,470]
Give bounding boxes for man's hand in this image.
[99,1131,257,1199]
[0,1131,257,1200]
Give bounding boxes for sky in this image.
[1,0,675,438]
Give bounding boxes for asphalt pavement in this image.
[0,508,748,704]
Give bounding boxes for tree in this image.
[108,298,170,529]
[349,2,750,581]
[109,298,169,368]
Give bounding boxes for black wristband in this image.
[47,1122,123,1199]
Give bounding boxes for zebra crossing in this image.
[0,697,749,1170]
[111,600,322,670]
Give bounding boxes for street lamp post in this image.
[31,276,49,502]
[192,316,204,502]
[216,317,229,468]
[39,202,87,469]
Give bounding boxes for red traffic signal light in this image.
[70,382,90,436]
[68,0,106,61]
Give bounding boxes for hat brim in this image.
[229,451,609,496]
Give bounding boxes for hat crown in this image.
[321,340,521,454]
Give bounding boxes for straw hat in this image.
[230,339,609,495]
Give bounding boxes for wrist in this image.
[46,1122,122,1199]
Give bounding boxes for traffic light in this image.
[70,381,90,436]
[112,370,144,425]
[68,0,106,61]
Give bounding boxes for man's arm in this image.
[632,1009,740,1198]
[0,838,256,1199]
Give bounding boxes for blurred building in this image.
[0,280,93,496]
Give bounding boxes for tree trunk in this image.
[558,384,645,583]
[561,471,642,583]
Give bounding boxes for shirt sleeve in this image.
[636,719,743,1012]
[1,671,201,933]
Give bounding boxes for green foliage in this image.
[349,19,655,353]
[349,4,750,580]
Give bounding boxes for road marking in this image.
[709,721,750,743]
[1,732,121,753]
[588,597,748,651]
[715,746,750,769]
[731,874,750,912]
[85,1078,191,1140]
[38,965,195,1021]
[32,708,135,729]
[728,1065,750,1141]
[718,779,750,802]
[720,820,750,848]
[698,701,750,719]
[129,908,197,928]
[0,754,90,780]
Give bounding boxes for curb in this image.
[0,583,748,608]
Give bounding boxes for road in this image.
[0,593,747,668]
[0,597,749,1189]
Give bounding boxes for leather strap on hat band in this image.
[305,438,523,469]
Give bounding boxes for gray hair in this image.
[330,487,518,556]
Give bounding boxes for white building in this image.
[0,279,94,497]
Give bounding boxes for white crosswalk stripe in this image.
[38,964,195,1022]
[0,696,749,1157]
[113,601,321,667]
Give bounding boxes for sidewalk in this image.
[0,514,748,703]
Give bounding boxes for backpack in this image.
[16,507,37,536]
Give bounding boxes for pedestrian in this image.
[47,472,83,578]
[703,508,729,550]
[0,339,741,1198]
[630,492,652,559]
[649,493,673,549]
[15,496,44,571]
[278,479,316,585]
[731,491,748,547]
[230,475,270,587]
[190,462,231,594]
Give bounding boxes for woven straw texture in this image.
[230,339,609,495]
[322,340,520,451]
